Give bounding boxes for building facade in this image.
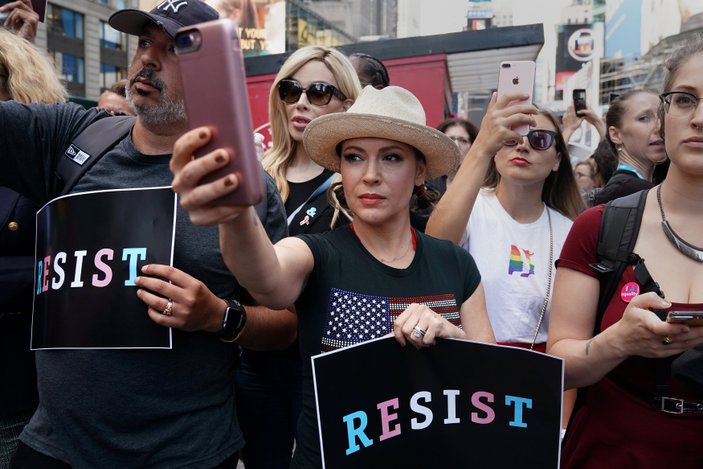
[34,0,134,101]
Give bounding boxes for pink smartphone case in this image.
[176,19,263,206]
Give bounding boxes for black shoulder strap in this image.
[588,189,648,333]
[54,115,136,196]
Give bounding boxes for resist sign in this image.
[312,337,563,468]
[31,187,176,349]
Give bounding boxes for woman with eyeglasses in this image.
[427,95,583,352]
[547,38,703,467]
[592,89,668,205]
[233,45,360,469]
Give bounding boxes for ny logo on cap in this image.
[157,0,188,13]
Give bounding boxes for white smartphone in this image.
[497,61,536,136]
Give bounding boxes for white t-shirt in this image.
[461,189,573,343]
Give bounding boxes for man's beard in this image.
[126,66,186,126]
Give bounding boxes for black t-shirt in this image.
[285,169,345,235]
[292,226,481,468]
[0,100,287,467]
[594,170,651,205]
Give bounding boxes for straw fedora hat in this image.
[302,86,460,179]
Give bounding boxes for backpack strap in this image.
[54,115,136,196]
[588,189,648,334]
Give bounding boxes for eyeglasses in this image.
[448,135,471,145]
[660,91,703,118]
[278,79,347,106]
[504,129,558,151]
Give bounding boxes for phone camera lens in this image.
[176,34,193,49]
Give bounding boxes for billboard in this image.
[555,24,595,92]
[605,0,641,59]
[205,0,285,56]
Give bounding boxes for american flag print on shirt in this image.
[320,288,462,352]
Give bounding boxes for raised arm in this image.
[171,127,314,309]
[562,103,606,144]
[425,93,537,244]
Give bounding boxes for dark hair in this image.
[604,89,658,152]
[348,53,389,89]
[589,139,618,184]
[659,35,703,141]
[663,35,703,93]
[436,117,479,144]
[483,107,585,220]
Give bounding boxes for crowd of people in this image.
[1,0,702,467]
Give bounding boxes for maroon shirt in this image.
[557,205,703,468]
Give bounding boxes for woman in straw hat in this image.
[170,85,495,467]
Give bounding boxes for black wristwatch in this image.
[220,298,247,342]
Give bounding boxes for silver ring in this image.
[411,327,426,339]
[162,300,173,317]
[662,336,673,345]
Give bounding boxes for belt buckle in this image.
[660,396,684,414]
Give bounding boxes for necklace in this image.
[349,224,417,265]
[657,185,703,262]
[530,206,553,350]
[378,242,413,264]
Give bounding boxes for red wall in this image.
[245,53,450,145]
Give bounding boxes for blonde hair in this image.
[261,45,361,202]
[0,29,67,104]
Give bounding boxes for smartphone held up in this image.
[496,61,536,136]
[175,19,264,206]
[573,89,587,113]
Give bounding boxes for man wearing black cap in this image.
[0,1,293,467]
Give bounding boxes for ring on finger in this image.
[662,336,673,346]
[162,300,174,317]
[411,327,426,339]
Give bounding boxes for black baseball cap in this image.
[109,0,219,38]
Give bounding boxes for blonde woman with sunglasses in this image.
[235,45,360,469]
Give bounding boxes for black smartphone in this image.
[573,89,587,113]
[666,311,703,326]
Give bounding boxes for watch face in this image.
[221,299,245,339]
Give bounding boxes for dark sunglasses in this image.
[504,129,558,152]
[278,79,347,106]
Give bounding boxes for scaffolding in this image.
[599,28,702,104]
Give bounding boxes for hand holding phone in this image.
[175,19,263,206]
[666,311,703,326]
[497,61,536,136]
[573,89,587,113]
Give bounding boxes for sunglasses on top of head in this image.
[278,79,347,106]
[504,129,558,152]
